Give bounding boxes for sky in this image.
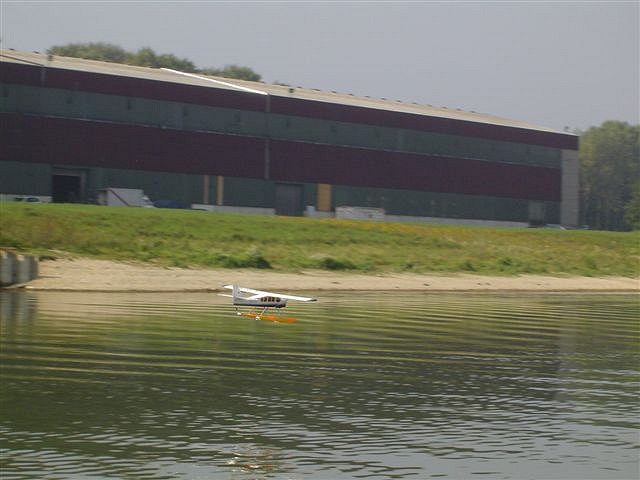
[1,1,638,132]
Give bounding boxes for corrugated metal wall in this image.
[269,140,560,201]
[0,159,559,223]
[0,113,265,177]
[2,84,562,168]
[0,60,575,223]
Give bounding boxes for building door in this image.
[528,201,546,226]
[275,183,304,216]
[52,170,84,203]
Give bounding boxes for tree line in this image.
[46,44,639,230]
[47,42,261,81]
[579,121,639,231]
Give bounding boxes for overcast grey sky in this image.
[1,1,638,132]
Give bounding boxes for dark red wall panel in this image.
[269,140,561,202]
[0,113,265,177]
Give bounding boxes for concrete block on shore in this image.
[0,251,39,287]
[27,255,38,281]
[13,255,30,284]
[0,250,16,286]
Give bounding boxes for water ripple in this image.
[1,291,638,479]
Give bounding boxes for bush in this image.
[217,247,271,269]
[309,254,356,270]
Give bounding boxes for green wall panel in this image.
[332,184,559,223]
[91,168,206,204]
[0,159,561,223]
[0,160,52,195]
[223,177,274,208]
[22,165,208,205]
[221,177,317,211]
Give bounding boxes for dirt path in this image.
[16,258,640,293]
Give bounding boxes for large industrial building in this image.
[0,49,579,226]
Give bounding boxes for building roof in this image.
[1,48,573,137]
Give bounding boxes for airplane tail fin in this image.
[221,284,241,301]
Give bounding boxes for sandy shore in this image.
[13,258,640,293]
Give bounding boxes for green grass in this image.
[1,203,639,277]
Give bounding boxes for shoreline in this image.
[10,258,640,293]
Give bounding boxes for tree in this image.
[624,182,640,230]
[48,42,128,63]
[200,64,261,82]
[155,53,197,73]
[47,42,261,81]
[124,47,198,72]
[580,121,640,230]
[127,47,158,67]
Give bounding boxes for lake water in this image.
[1,290,638,480]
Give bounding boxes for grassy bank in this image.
[1,203,638,277]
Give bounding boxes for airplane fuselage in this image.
[233,297,288,309]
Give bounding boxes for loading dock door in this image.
[52,174,82,203]
[275,183,303,216]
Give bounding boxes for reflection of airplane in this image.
[220,284,317,323]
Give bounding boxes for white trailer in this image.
[98,188,151,207]
[335,206,385,221]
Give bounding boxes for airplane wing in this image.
[222,285,317,302]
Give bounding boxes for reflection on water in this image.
[1,290,638,479]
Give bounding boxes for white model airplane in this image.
[220,284,317,323]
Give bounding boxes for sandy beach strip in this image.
[10,258,639,293]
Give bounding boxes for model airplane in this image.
[220,284,317,323]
